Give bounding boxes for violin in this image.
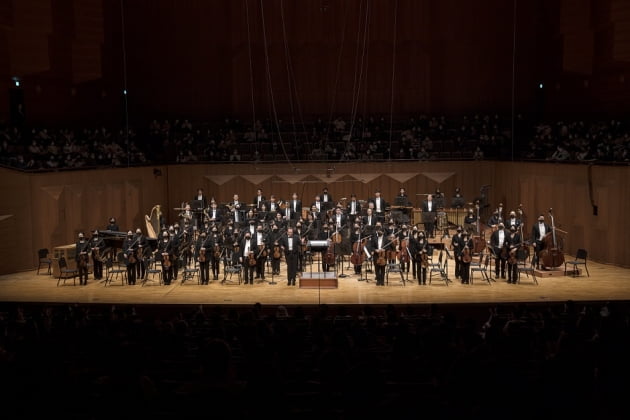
[273,242,282,259]
[248,251,257,266]
[399,238,410,264]
[214,244,221,258]
[376,249,387,266]
[420,251,429,268]
[162,253,171,268]
[198,248,206,263]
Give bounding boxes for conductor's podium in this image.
[300,272,338,289]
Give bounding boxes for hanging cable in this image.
[259,0,295,170]
[511,0,517,161]
[244,0,258,150]
[120,0,130,167]
[387,0,399,162]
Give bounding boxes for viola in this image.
[376,249,387,266]
[420,251,429,268]
[462,246,472,263]
[273,242,282,259]
[214,244,221,258]
[162,253,171,268]
[198,248,206,263]
[399,238,410,264]
[248,251,257,266]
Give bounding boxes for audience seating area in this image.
[1,300,628,418]
[1,114,628,171]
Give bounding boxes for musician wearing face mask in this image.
[122,230,138,285]
[317,224,334,272]
[411,228,429,284]
[346,193,361,226]
[370,228,388,286]
[89,230,105,281]
[458,232,473,284]
[197,231,210,285]
[208,227,223,281]
[505,225,521,283]
[531,214,551,270]
[240,232,256,285]
[490,223,508,279]
[451,226,466,280]
[254,225,268,281]
[158,230,175,285]
[76,232,90,285]
[134,228,149,281]
[506,211,521,231]
[281,227,300,286]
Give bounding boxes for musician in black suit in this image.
[321,187,334,208]
[286,192,302,223]
[458,232,473,284]
[451,226,466,280]
[192,188,208,227]
[331,206,347,232]
[197,231,210,285]
[122,230,138,285]
[346,193,361,225]
[370,228,388,286]
[253,225,268,280]
[505,225,521,283]
[317,224,334,272]
[421,194,437,238]
[207,227,223,281]
[206,201,223,226]
[253,188,266,211]
[369,190,388,219]
[410,229,429,284]
[393,187,412,224]
[106,217,119,232]
[531,214,551,269]
[281,227,300,286]
[362,208,378,230]
[76,232,90,285]
[133,228,149,281]
[240,232,256,284]
[89,230,106,280]
[490,223,508,279]
[157,230,175,285]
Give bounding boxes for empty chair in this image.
[564,248,589,277]
[386,263,405,286]
[56,256,78,286]
[37,248,52,275]
[181,259,200,285]
[104,257,127,286]
[428,250,448,286]
[470,254,491,285]
[516,248,537,285]
[143,256,162,286]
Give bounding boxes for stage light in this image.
[538,83,543,89]
[123,89,127,95]
[12,76,21,87]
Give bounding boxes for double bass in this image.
[399,237,410,264]
[539,208,565,268]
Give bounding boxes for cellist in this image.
[531,214,551,270]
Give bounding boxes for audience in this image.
[1,114,629,171]
[1,300,629,417]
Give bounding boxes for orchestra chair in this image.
[56,256,78,286]
[37,248,52,275]
[516,249,537,285]
[223,263,243,285]
[386,263,405,286]
[181,259,200,285]
[104,255,127,286]
[564,248,589,278]
[143,256,162,286]
[428,249,448,286]
[470,254,491,285]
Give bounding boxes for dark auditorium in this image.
[1,1,629,418]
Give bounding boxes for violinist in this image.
[398,225,412,275]
[411,228,429,284]
[208,226,223,281]
[89,230,105,281]
[451,226,466,280]
[240,232,255,285]
[197,231,210,285]
[254,224,268,281]
[505,225,521,284]
[122,230,138,285]
[157,230,175,285]
[531,214,551,270]
[269,224,283,275]
[490,223,508,279]
[370,227,388,286]
[281,227,300,286]
[332,206,347,232]
[458,232,474,284]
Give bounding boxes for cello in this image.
[538,208,565,268]
[399,237,410,265]
[351,237,366,266]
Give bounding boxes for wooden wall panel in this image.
[1,161,628,274]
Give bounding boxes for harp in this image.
[145,204,162,239]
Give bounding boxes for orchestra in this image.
[75,185,541,288]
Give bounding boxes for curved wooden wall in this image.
[1,161,628,275]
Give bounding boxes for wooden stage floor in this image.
[2,254,630,309]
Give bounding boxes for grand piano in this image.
[99,230,157,259]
